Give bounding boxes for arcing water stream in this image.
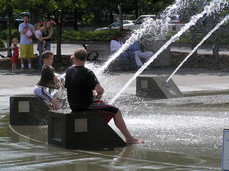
[166,15,229,83]
[97,0,193,75]
[109,0,228,104]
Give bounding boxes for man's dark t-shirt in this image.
[65,65,99,111]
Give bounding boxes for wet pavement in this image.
[0,40,229,170]
[1,66,229,170]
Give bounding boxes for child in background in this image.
[70,55,75,65]
[34,51,63,110]
[34,23,46,52]
[25,23,33,42]
[10,38,19,72]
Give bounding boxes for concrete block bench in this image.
[48,110,126,150]
[136,75,183,99]
[10,95,50,125]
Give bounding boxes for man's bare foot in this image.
[126,137,144,145]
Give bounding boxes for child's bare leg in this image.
[42,45,45,51]
[12,63,16,70]
[113,110,144,144]
[42,41,46,51]
[51,98,60,110]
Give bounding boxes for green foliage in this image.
[0,29,19,40]
[174,31,229,45]
[58,29,229,45]
[60,30,124,41]
[82,14,94,24]
[0,39,5,47]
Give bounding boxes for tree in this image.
[25,0,79,61]
[0,0,16,57]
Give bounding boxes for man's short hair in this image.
[74,48,87,61]
[22,13,30,18]
[42,51,53,60]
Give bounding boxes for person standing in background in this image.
[18,13,34,72]
[38,21,53,70]
[34,23,46,52]
[10,38,19,72]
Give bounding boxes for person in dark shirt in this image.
[65,48,144,144]
[34,51,62,110]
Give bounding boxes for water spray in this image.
[166,15,229,83]
[109,0,228,104]
[96,0,193,75]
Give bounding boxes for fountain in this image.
[2,0,229,170]
[110,0,228,104]
[96,0,186,75]
[136,14,228,99]
[166,15,229,83]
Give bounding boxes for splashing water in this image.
[52,62,112,109]
[166,15,229,83]
[96,0,195,75]
[109,0,228,104]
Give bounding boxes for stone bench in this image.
[48,110,126,150]
[10,95,50,125]
[136,75,183,99]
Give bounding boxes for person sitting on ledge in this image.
[110,32,136,71]
[65,48,144,145]
[34,51,63,110]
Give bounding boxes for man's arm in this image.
[19,23,31,34]
[94,84,104,99]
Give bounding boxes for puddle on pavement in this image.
[1,94,228,170]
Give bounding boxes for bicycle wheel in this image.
[87,51,99,61]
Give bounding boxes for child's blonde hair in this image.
[34,23,41,30]
[12,38,18,44]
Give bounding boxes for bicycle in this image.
[82,44,99,61]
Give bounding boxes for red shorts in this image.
[11,55,18,63]
[88,100,119,123]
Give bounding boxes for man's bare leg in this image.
[20,58,25,71]
[113,110,144,144]
[27,58,32,69]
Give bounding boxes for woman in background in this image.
[38,21,53,70]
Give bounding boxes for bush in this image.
[0,39,5,48]
[0,29,20,41]
[59,30,127,42]
[173,31,229,46]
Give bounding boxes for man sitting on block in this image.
[65,48,144,145]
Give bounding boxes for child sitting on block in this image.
[34,51,63,110]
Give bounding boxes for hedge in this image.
[0,28,228,46]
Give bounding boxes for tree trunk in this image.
[109,10,113,24]
[212,13,220,69]
[118,4,123,30]
[29,10,38,24]
[56,23,62,61]
[134,0,138,18]
[190,27,198,58]
[73,8,78,31]
[6,7,13,57]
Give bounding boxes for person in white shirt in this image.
[125,31,153,68]
[110,33,136,71]
[129,40,153,68]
